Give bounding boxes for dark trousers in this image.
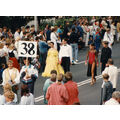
[101,62,107,73]
[113,88,116,92]
[61,57,70,73]
[23,81,35,94]
[39,52,47,73]
[57,43,60,52]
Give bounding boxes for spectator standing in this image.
[100,74,113,105]
[64,72,80,105]
[69,27,79,64]
[102,59,118,92]
[43,70,57,104]
[20,85,34,105]
[46,73,69,105]
[105,91,120,105]
[116,21,120,42]
[100,41,112,72]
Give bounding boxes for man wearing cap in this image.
[100,41,112,72]
[103,28,114,49]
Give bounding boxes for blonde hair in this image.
[9,44,14,50]
[4,91,15,100]
[57,73,64,81]
[3,83,12,92]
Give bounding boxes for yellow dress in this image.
[42,48,64,77]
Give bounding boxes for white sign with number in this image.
[18,41,37,57]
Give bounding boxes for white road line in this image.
[35,68,120,103]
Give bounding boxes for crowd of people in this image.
[0,16,120,105]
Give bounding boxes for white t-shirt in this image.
[105,98,119,105]
[20,93,34,105]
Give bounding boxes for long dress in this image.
[42,48,64,77]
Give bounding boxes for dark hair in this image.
[63,38,68,42]
[72,27,75,32]
[31,25,34,28]
[90,43,95,46]
[1,36,5,40]
[26,26,30,29]
[21,85,29,96]
[50,70,57,75]
[50,42,54,45]
[65,72,72,81]
[108,59,114,65]
[23,57,31,63]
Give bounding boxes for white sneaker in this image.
[75,60,79,62]
[74,61,77,64]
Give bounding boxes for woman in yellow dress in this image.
[42,42,64,77]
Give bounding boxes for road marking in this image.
[35,68,120,103]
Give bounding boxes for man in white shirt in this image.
[103,28,114,49]
[14,28,20,40]
[105,91,120,105]
[102,59,118,92]
[59,39,72,73]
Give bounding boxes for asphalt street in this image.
[34,42,120,105]
[0,42,120,105]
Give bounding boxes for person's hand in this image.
[85,60,87,65]
[106,63,109,67]
[12,81,16,84]
[70,62,72,65]
[26,75,31,79]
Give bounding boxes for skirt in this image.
[87,63,97,77]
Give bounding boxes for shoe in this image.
[74,61,78,64]
[90,81,94,85]
[93,78,96,83]
[75,60,79,62]
[72,61,75,65]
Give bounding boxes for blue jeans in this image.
[70,43,78,61]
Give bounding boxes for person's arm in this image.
[102,67,109,75]
[69,46,72,63]
[14,69,20,84]
[85,51,89,65]
[61,86,69,103]
[2,70,6,86]
[13,50,18,59]
[59,46,62,63]
[46,87,50,100]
